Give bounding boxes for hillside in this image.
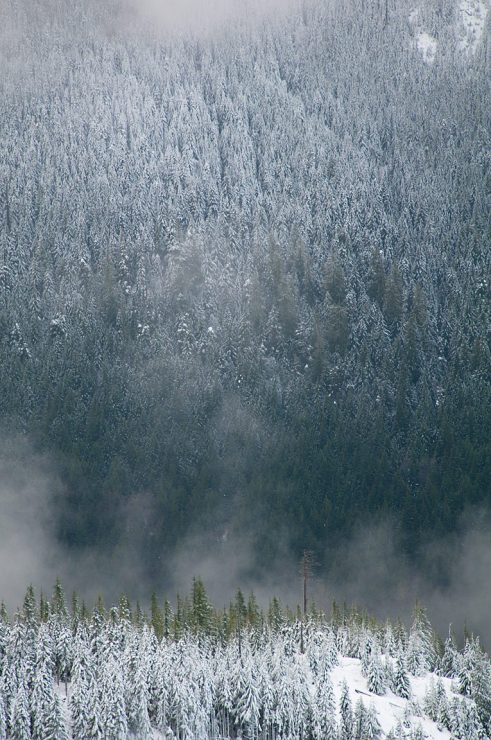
[0,0,490,595]
[1,584,491,739]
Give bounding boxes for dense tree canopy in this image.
[0,0,489,580]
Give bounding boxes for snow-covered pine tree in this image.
[365,702,382,739]
[31,625,56,740]
[393,649,411,699]
[367,644,387,695]
[9,683,31,740]
[0,690,6,739]
[233,658,261,739]
[44,693,69,740]
[127,661,153,738]
[100,657,128,739]
[312,667,337,740]
[407,605,436,676]
[462,638,491,733]
[434,679,451,731]
[438,629,460,678]
[339,680,354,740]
[70,640,101,740]
[353,697,368,739]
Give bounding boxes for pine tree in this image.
[367,645,386,695]
[100,658,128,739]
[31,625,55,740]
[44,693,69,740]
[0,690,6,740]
[365,702,382,739]
[339,680,353,740]
[191,578,213,634]
[312,667,337,740]
[353,697,368,739]
[151,593,164,641]
[393,649,411,699]
[438,629,459,677]
[52,580,68,621]
[233,659,260,739]
[127,662,152,738]
[10,684,30,740]
[434,678,451,730]
[407,604,435,676]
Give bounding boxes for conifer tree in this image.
[393,649,411,699]
[367,645,387,695]
[10,684,30,740]
[127,662,152,738]
[0,690,6,740]
[339,680,353,740]
[353,697,368,739]
[44,693,68,740]
[151,593,164,641]
[100,658,128,739]
[191,578,213,634]
[365,702,382,739]
[312,667,337,739]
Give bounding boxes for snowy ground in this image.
[330,657,453,739]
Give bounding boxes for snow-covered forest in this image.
[1,580,491,739]
[0,0,489,580]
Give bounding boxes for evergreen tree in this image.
[365,702,382,739]
[10,684,30,740]
[367,645,386,695]
[191,578,213,634]
[44,693,69,740]
[353,697,368,740]
[151,593,164,641]
[100,658,128,739]
[407,605,436,676]
[393,650,411,699]
[0,690,6,740]
[339,680,353,740]
[312,667,337,739]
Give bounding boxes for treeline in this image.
[1,580,490,738]
[0,0,490,575]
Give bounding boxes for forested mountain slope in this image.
[0,0,489,577]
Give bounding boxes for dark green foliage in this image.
[150,593,164,641]
[0,0,489,587]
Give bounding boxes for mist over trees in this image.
[0,0,489,581]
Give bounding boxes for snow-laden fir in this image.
[0,583,490,739]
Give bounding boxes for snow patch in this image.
[417,31,438,63]
[409,8,438,64]
[458,0,489,53]
[330,657,453,739]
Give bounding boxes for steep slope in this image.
[0,0,489,585]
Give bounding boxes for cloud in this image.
[323,514,491,645]
[0,436,165,610]
[0,436,61,611]
[1,433,490,645]
[120,0,299,35]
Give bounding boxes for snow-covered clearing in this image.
[330,657,453,739]
[416,31,438,63]
[409,8,438,64]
